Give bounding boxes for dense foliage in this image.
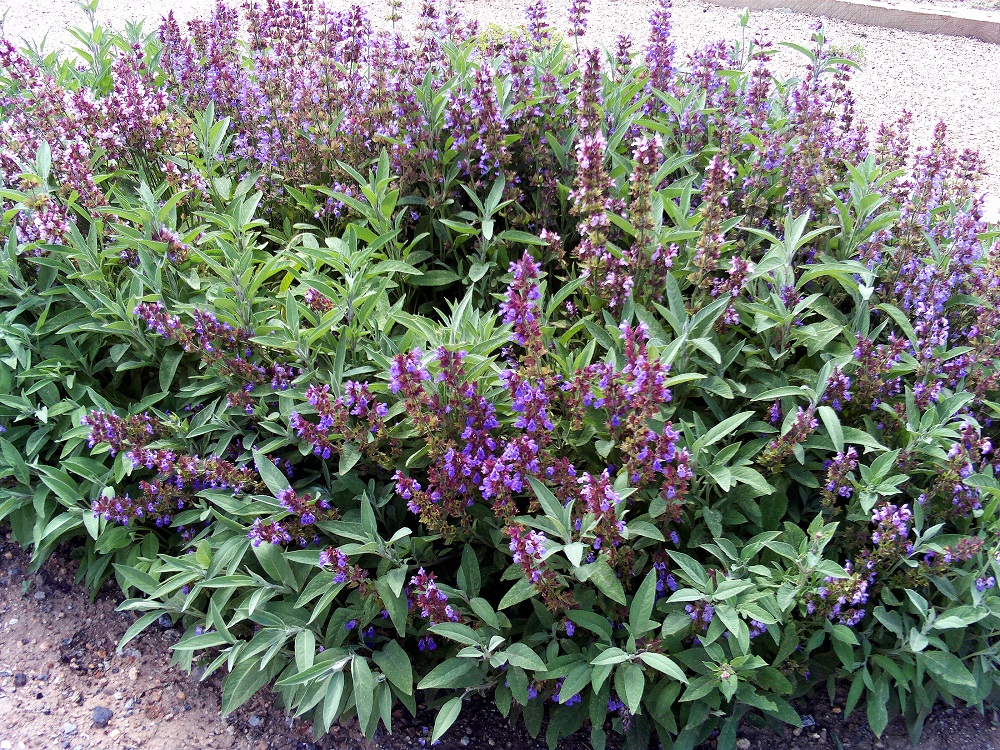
[2,1,1000,748]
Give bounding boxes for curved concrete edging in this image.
[705,0,1000,44]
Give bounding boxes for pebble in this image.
[460,738,470,746]
[0,741,11,749]
[13,673,26,687]
[124,698,135,711]
[33,590,45,601]
[736,739,751,750]
[92,706,113,728]
[248,716,263,728]
[157,613,174,629]
[62,722,77,736]
[800,713,816,728]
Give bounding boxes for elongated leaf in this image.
[373,640,413,695]
[504,643,546,672]
[432,696,463,742]
[638,652,687,682]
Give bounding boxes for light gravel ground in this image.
[2,0,999,219]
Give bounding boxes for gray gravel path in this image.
[4,0,999,219]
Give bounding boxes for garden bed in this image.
[3,537,999,750]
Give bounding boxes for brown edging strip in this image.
[705,0,1000,44]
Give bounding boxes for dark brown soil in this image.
[1,534,999,750]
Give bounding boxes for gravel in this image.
[1,0,998,219]
[91,706,113,728]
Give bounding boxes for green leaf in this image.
[586,561,627,605]
[728,466,774,496]
[432,697,463,742]
[373,640,413,695]
[118,611,162,651]
[638,652,687,683]
[38,467,80,507]
[418,658,477,690]
[457,545,482,598]
[253,450,290,495]
[323,671,346,727]
[568,610,613,641]
[866,675,890,737]
[339,443,362,476]
[499,577,536,609]
[527,476,566,524]
[159,349,184,392]
[920,650,978,702]
[497,229,547,246]
[275,655,345,687]
[621,663,645,714]
[113,564,160,596]
[629,570,658,635]
[559,663,592,704]
[409,269,461,287]
[591,648,630,666]
[252,541,297,591]
[430,622,483,647]
[353,657,376,732]
[875,303,918,346]
[504,643,547,672]
[697,412,754,452]
[0,437,30,485]
[817,405,844,453]
[667,551,709,589]
[221,655,284,715]
[469,598,500,630]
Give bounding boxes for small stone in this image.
[157,613,175,629]
[127,667,138,681]
[832,707,842,714]
[92,706,113,728]
[124,698,135,711]
[0,740,11,749]
[460,738,470,747]
[176,690,186,701]
[13,673,26,687]
[33,590,45,601]
[736,740,751,750]
[248,715,263,728]
[800,714,816,728]
[62,722,77,736]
